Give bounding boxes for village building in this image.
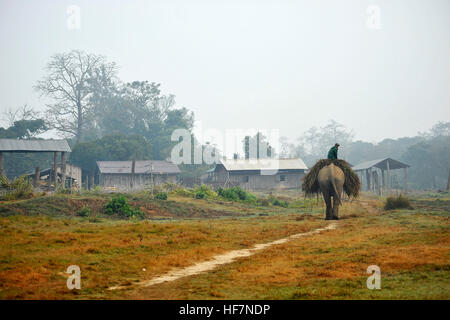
[96,160,180,191]
[0,139,74,190]
[25,163,82,190]
[204,158,308,190]
[352,157,410,195]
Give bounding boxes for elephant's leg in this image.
[332,184,343,220]
[321,190,332,220]
[332,195,339,220]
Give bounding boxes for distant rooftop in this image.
[0,139,71,153]
[352,158,410,171]
[97,160,180,174]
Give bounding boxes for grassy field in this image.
[0,190,448,299]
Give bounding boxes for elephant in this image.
[317,163,344,220]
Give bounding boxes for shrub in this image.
[195,191,206,199]
[2,176,34,200]
[384,195,412,210]
[217,186,256,203]
[170,186,195,198]
[194,185,217,200]
[104,195,145,218]
[0,176,9,188]
[161,182,178,191]
[272,198,288,208]
[155,192,168,200]
[77,206,91,217]
[257,198,271,206]
[56,187,72,194]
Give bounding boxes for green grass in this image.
[0,192,448,300]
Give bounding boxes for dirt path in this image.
[109,222,338,291]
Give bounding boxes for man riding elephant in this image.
[327,143,340,160]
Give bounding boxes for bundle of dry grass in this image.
[302,159,360,198]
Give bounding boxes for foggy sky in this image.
[0,0,449,144]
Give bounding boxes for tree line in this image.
[278,120,450,190]
[1,50,194,185]
[1,50,449,190]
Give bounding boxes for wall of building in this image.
[99,173,177,190]
[229,172,304,190]
[209,166,305,190]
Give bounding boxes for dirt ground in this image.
[0,191,448,299]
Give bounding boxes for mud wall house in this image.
[206,158,308,190]
[96,160,180,191]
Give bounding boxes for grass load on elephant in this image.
[302,159,361,198]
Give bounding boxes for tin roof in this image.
[0,139,71,152]
[97,160,180,174]
[218,158,308,172]
[352,158,410,171]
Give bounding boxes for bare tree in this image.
[3,104,39,127]
[35,50,117,142]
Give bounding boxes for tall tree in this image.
[35,50,117,142]
[88,80,194,159]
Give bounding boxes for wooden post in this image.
[447,169,450,191]
[151,164,154,194]
[130,159,136,190]
[0,152,4,177]
[61,152,67,189]
[69,165,73,192]
[404,167,408,193]
[386,159,391,195]
[89,174,94,190]
[33,167,40,188]
[365,169,371,191]
[53,152,58,189]
[381,169,385,195]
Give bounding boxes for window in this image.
[280,175,286,182]
[243,176,249,183]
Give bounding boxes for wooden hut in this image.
[352,158,410,195]
[206,158,308,190]
[0,139,71,190]
[96,160,180,191]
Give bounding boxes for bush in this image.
[104,195,145,218]
[76,206,91,217]
[170,186,195,198]
[272,198,288,208]
[195,191,206,199]
[257,197,271,206]
[56,187,71,194]
[384,195,412,210]
[217,186,257,203]
[2,176,34,200]
[194,185,217,200]
[155,192,168,200]
[0,176,9,188]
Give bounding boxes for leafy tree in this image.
[87,80,194,159]
[401,134,450,190]
[70,134,152,177]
